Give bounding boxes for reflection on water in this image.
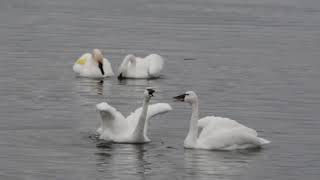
[183,149,261,180]
[74,78,107,96]
[95,142,151,180]
[118,78,151,87]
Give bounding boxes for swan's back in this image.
[123,57,149,78]
[119,54,164,78]
[73,53,92,74]
[198,116,247,128]
[146,54,164,77]
[197,116,268,150]
[198,128,259,150]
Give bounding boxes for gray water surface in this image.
[1,0,320,179]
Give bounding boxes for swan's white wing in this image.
[96,102,127,139]
[102,58,114,76]
[125,103,172,135]
[198,116,257,138]
[144,103,172,136]
[147,54,164,77]
[119,57,148,78]
[131,57,149,78]
[198,127,266,150]
[197,116,269,150]
[73,53,91,74]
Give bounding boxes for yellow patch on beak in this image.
[76,58,87,65]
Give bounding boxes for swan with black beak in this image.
[96,88,172,143]
[174,91,270,150]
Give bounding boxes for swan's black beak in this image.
[147,89,155,97]
[117,73,123,80]
[173,94,186,102]
[98,62,104,75]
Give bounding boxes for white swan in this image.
[174,91,270,150]
[96,88,172,143]
[117,54,164,79]
[73,49,114,78]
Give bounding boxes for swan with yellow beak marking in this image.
[73,49,114,78]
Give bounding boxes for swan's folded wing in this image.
[73,53,92,73]
[198,116,258,140]
[198,127,268,150]
[96,102,126,134]
[198,116,250,129]
[147,54,164,77]
[75,53,91,65]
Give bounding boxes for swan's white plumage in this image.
[147,54,164,77]
[125,103,172,137]
[118,54,164,79]
[175,91,270,151]
[73,53,114,78]
[96,102,172,143]
[96,102,127,137]
[196,116,268,150]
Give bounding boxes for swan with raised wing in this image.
[73,49,114,78]
[96,88,172,143]
[117,54,164,79]
[174,91,270,150]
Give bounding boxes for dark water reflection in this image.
[1,0,320,179]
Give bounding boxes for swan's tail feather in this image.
[258,137,270,145]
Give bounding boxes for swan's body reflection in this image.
[74,78,110,96]
[183,149,261,179]
[95,143,150,179]
[118,78,151,87]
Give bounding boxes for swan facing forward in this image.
[96,88,172,143]
[73,49,114,78]
[117,54,164,79]
[174,91,270,150]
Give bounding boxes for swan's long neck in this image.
[185,100,199,147]
[132,96,149,141]
[118,56,134,76]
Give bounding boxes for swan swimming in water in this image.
[174,91,270,150]
[96,88,172,143]
[117,54,164,79]
[73,49,114,78]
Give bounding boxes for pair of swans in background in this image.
[96,88,270,150]
[73,49,164,79]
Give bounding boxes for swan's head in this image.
[93,49,105,75]
[144,88,155,100]
[93,49,103,63]
[117,54,136,79]
[173,91,198,104]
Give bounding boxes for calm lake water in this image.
[1,0,320,179]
